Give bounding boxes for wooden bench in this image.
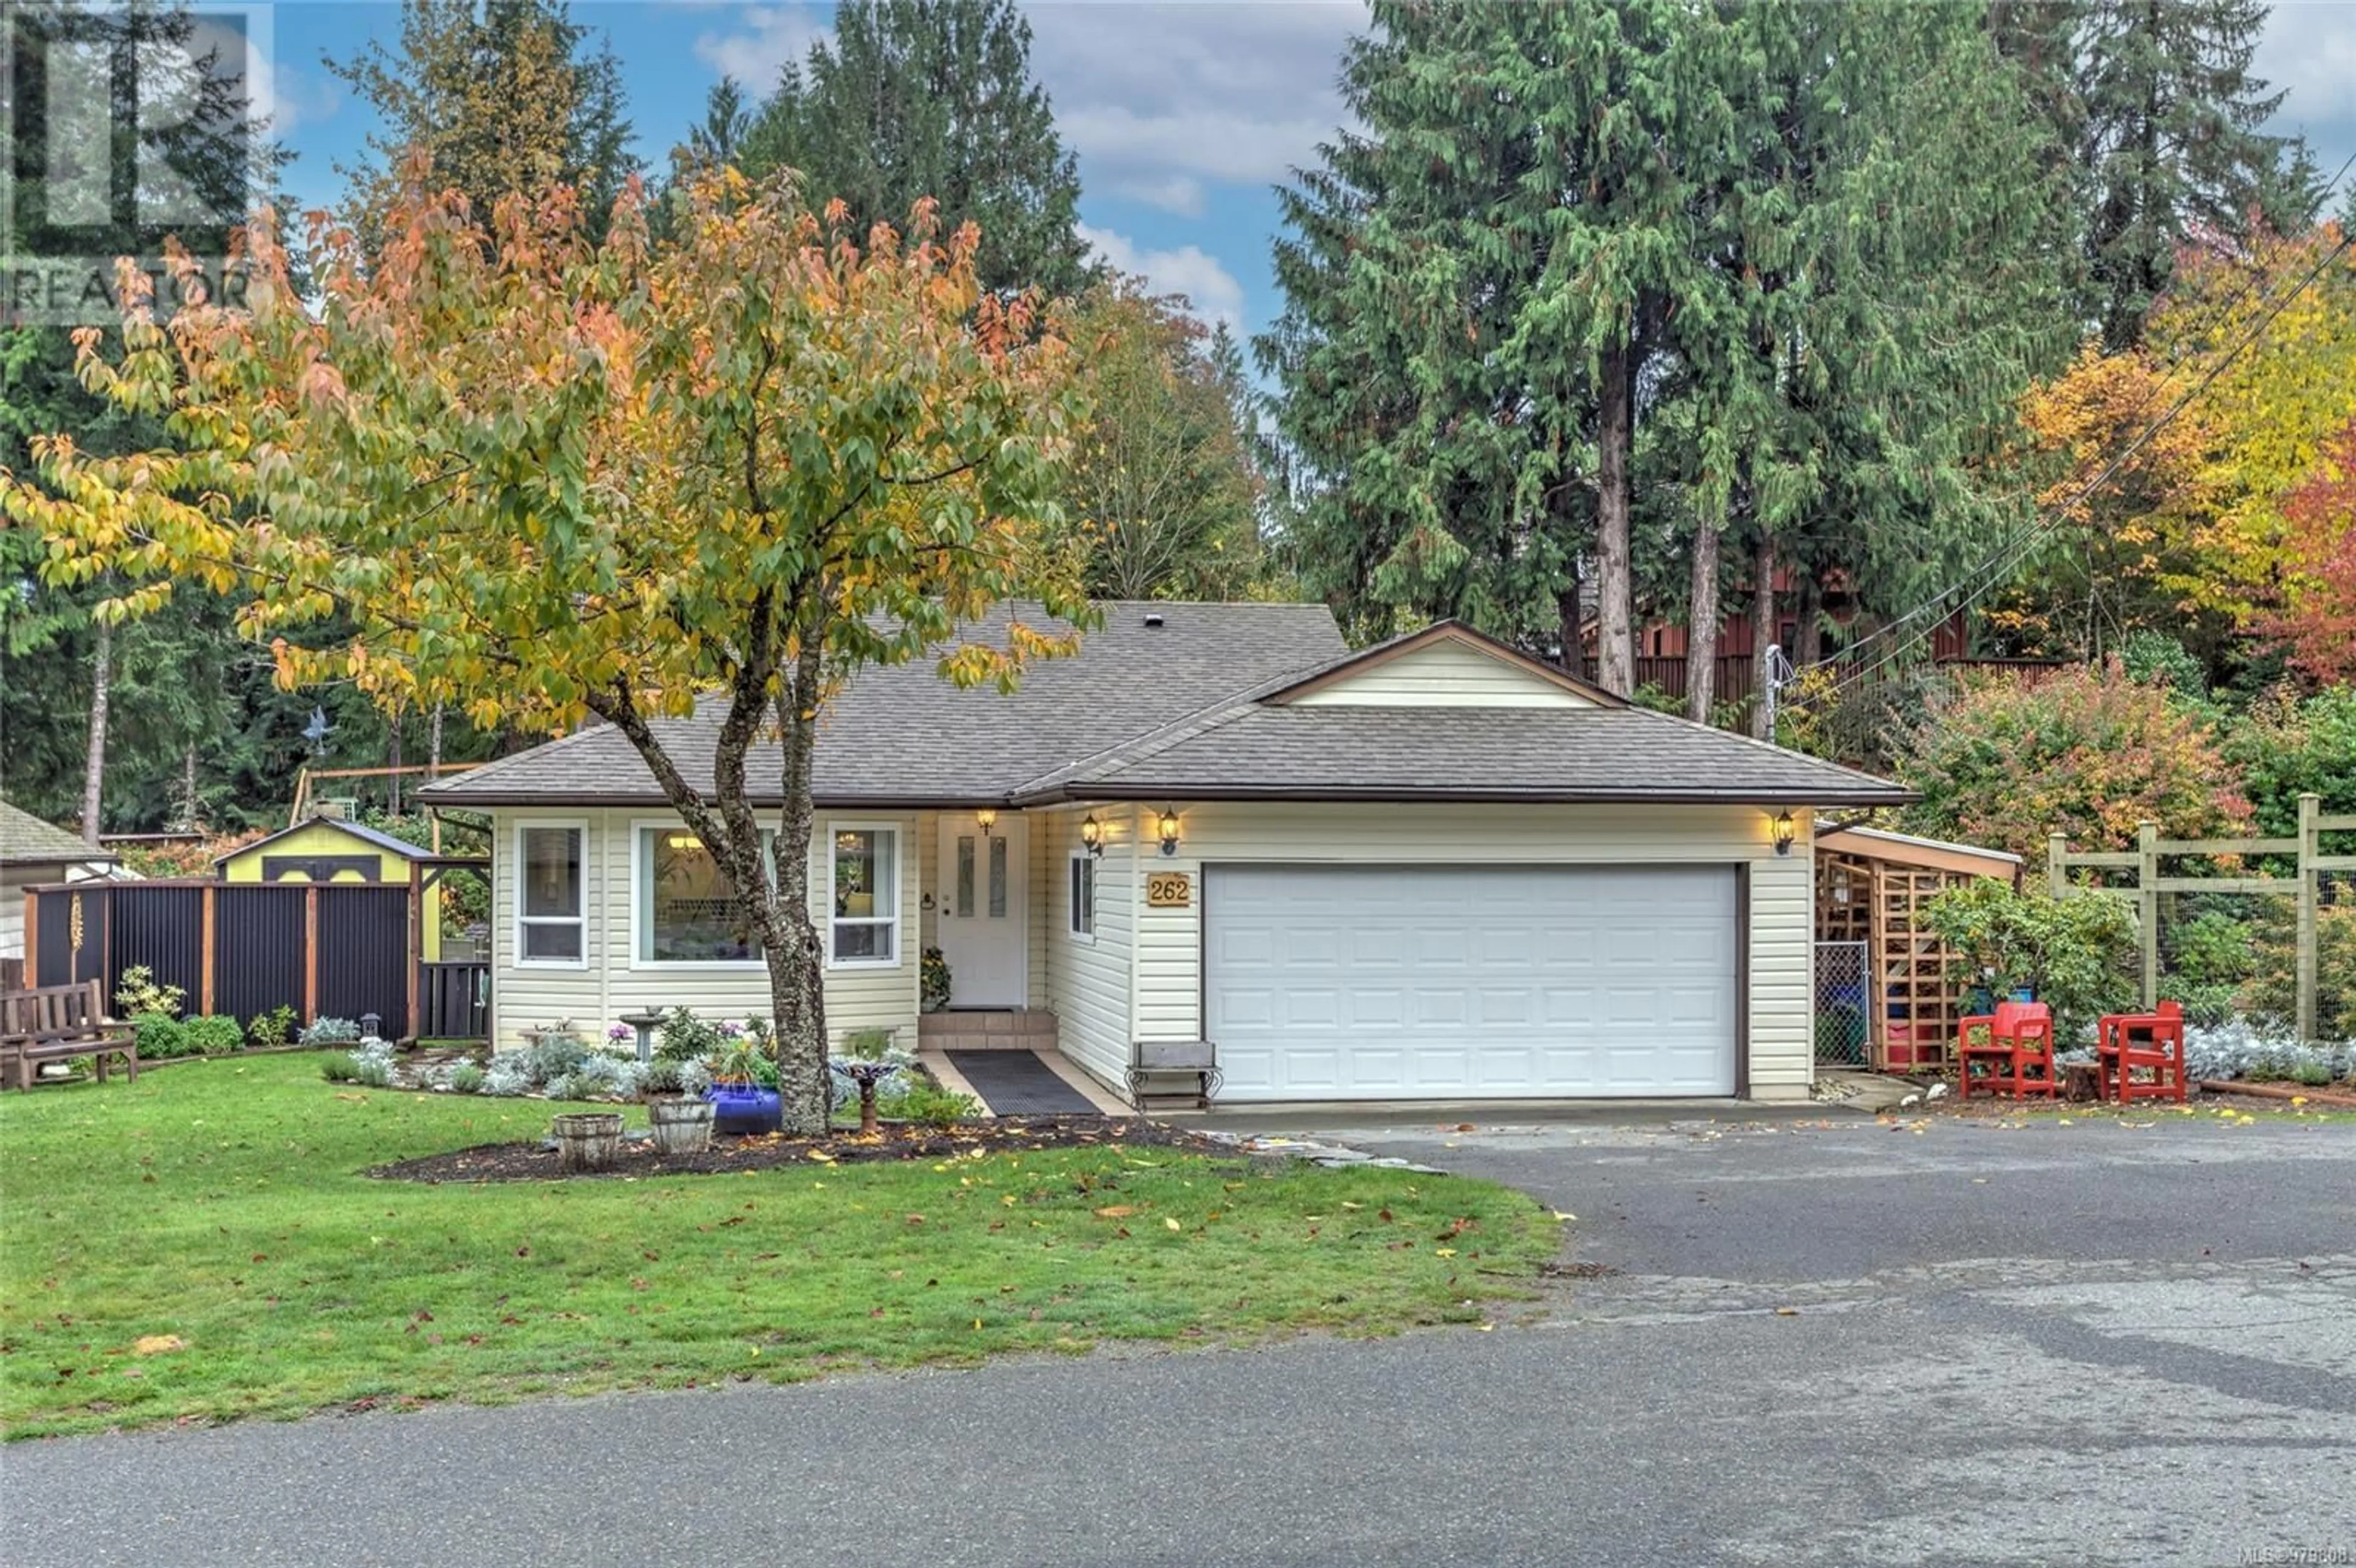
[0,981,139,1090]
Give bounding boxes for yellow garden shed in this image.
[216,815,444,959]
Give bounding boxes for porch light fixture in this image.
[976,807,999,837]
[1771,809,1796,857]
[1079,813,1104,858]
[665,832,701,850]
[1157,807,1182,858]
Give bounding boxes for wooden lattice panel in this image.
[1873,867,1971,1072]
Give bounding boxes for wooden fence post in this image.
[198,883,217,1016]
[2136,821,2159,1009]
[2047,834,2068,899]
[304,884,321,1023]
[21,892,36,988]
[406,863,423,1045]
[2296,792,2319,1043]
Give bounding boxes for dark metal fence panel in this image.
[28,886,108,989]
[317,886,410,1040]
[108,886,206,1013]
[419,961,490,1040]
[214,885,307,1026]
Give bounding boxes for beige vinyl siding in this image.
[1042,807,1133,1092]
[1132,802,1815,1099]
[487,807,920,1051]
[1288,638,1592,708]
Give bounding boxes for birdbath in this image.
[836,1059,905,1137]
[618,1008,667,1066]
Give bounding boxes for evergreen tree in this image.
[2001,0,2320,348]
[739,0,1093,299]
[1261,0,1733,689]
[326,0,637,234]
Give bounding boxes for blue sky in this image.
[260,0,2356,348]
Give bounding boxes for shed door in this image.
[1204,864,1738,1101]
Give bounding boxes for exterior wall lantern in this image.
[975,807,998,838]
[1771,809,1796,857]
[1157,807,1182,858]
[1079,813,1105,858]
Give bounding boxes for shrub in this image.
[247,1005,296,1049]
[2228,685,2356,840]
[130,1012,192,1058]
[1896,661,2248,861]
[921,947,953,1012]
[349,1053,393,1088]
[482,1054,536,1096]
[2117,631,2209,697]
[2244,904,2356,1040]
[181,1015,247,1055]
[300,1017,362,1047]
[877,1077,980,1128]
[448,1062,487,1094]
[525,1032,589,1082]
[2162,910,2257,1028]
[1923,880,2139,1047]
[320,1054,359,1083]
[655,1007,725,1063]
[841,1026,896,1060]
[115,966,185,1019]
[641,1058,686,1096]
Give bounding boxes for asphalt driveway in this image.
[6,1112,2352,1567]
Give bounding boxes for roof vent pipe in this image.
[1142,612,1165,629]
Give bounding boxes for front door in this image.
[935,814,1027,1007]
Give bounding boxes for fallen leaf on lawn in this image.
[1552,1211,1577,1222]
[1435,1247,1457,1258]
[806,1150,835,1163]
[1341,1201,1363,1210]
[1476,1323,1495,1332]
[131,1335,185,1355]
[1093,1205,1133,1218]
[906,1214,925,1225]
[1164,1217,1182,1231]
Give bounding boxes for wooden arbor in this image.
[1815,826,2022,1074]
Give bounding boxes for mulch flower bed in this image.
[371,1114,1227,1183]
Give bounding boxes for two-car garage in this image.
[1203,863,1740,1101]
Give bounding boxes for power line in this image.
[1814,211,2356,683]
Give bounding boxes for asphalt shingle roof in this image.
[1044,703,1911,805]
[417,602,1914,809]
[419,601,1350,807]
[0,801,114,866]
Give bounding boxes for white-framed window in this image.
[1067,851,1096,942]
[827,823,899,967]
[514,820,587,966]
[633,822,768,967]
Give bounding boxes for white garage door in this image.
[1206,864,1738,1101]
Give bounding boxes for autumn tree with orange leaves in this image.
[2005,222,2356,672]
[4,169,1088,1130]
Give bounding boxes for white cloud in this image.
[2255,2,2356,195]
[266,59,342,140]
[688,2,1365,204]
[1079,221,1245,331]
[694,2,830,88]
[1028,2,1365,202]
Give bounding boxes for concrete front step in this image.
[918,1010,1059,1051]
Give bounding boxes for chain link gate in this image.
[1815,939,1871,1067]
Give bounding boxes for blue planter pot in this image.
[706,1083,782,1136]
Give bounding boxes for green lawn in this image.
[0,1054,1557,1438]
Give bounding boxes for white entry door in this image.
[1206,863,1738,1101]
[935,814,1028,1007]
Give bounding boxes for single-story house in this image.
[417,603,1914,1105]
[2,801,126,963]
[216,813,447,959]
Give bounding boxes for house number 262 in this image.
[1145,872,1192,908]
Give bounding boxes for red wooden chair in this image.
[2097,1001,2187,1104]
[1956,1000,2057,1100]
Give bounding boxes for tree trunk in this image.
[81,618,112,846]
[427,701,444,780]
[176,743,199,834]
[1595,342,1635,696]
[1795,574,1825,666]
[1687,523,1722,723]
[388,715,403,817]
[1557,553,1585,680]
[766,643,830,1134]
[1751,532,1778,740]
